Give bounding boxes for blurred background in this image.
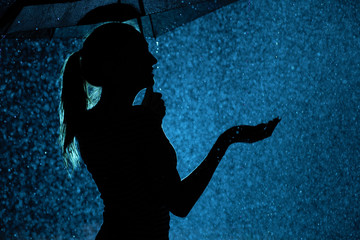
[1,0,359,239]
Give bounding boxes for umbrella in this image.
[0,0,239,39]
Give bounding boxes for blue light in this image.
[0,1,359,239]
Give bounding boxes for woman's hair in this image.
[59,51,88,172]
[59,23,141,172]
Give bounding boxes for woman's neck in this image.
[95,87,137,113]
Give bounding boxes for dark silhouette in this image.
[59,23,280,240]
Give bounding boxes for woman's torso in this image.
[77,106,179,239]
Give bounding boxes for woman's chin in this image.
[146,77,155,87]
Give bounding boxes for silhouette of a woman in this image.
[59,23,280,240]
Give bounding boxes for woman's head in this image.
[80,23,157,89]
[60,23,156,172]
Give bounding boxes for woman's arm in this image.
[168,134,229,217]
[141,88,280,217]
[169,117,281,218]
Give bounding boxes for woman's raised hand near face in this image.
[141,87,166,119]
[221,117,281,144]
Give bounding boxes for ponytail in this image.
[59,52,88,173]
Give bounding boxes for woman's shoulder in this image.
[79,105,161,134]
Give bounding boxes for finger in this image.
[142,87,154,106]
[152,92,163,100]
[268,117,280,125]
[153,99,165,108]
[271,118,281,128]
[265,119,280,136]
[144,87,154,99]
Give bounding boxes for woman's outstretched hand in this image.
[141,87,166,119]
[221,117,281,144]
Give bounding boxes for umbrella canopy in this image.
[0,0,238,39]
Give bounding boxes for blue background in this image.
[1,0,359,239]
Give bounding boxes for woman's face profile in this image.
[105,34,158,91]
